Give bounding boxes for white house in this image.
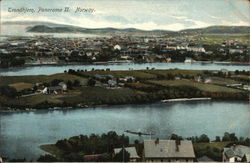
[223,145,250,162]
[58,82,67,91]
[114,44,121,50]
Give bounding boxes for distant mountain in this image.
[4,21,249,35]
[26,25,175,35]
[180,26,250,34]
[3,21,77,27]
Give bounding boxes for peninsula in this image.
[0,69,248,111]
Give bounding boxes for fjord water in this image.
[0,62,249,76]
[0,101,249,160]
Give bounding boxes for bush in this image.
[113,148,130,162]
[0,86,17,98]
[87,78,96,86]
[37,154,58,162]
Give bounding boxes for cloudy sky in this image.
[1,0,249,31]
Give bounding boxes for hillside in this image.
[27,25,174,35]
[181,26,250,34]
[4,21,249,35]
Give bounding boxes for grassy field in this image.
[148,80,243,93]
[0,73,88,86]
[143,69,203,77]
[61,86,140,105]
[194,141,231,151]
[0,90,81,107]
[193,141,232,161]
[209,77,240,85]
[9,82,34,91]
[78,70,157,79]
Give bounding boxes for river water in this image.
[0,101,249,160]
[0,62,249,76]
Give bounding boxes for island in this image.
[0,69,248,111]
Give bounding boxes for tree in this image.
[170,133,183,141]
[229,133,238,142]
[166,73,175,80]
[113,148,130,162]
[222,132,231,141]
[66,80,73,89]
[198,134,210,142]
[51,79,63,86]
[0,86,17,98]
[37,154,58,162]
[134,139,139,144]
[87,78,96,87]
[73,80,80,87]
[68,69,76,74]
[215,136,221,142]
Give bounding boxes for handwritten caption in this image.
[8,7,95,14]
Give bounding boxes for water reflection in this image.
[0,101,249,160]
[0,62,249,76]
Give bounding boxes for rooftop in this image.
[144,139,195,159]
[114,147,140,159]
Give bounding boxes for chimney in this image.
[155,138,159,145]
[175,140,180,152]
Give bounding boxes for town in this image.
[0,33,249,67]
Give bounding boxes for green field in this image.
[143,69,203,77]
[193,141,232,161]
[78,70,157,79]
[148,80,243,93]
[0,73,88,86]
[0,69,247,109]
[194,141,231,151]
[61,87,140,105]
[9,82,34,91]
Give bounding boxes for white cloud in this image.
[1,0,249,31]
[221,20,250,26]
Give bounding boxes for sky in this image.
[1,0,249,31]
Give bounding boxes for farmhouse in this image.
[114,147,140,162]
[143,139,195,162]
[223,144,250,162]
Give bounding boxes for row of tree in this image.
[170,132,250,145]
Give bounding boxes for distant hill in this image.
[180,26,250,34]
[4,21,249,35]
[26,25,175,35]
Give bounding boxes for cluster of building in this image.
[93,74,136,88]
[84,138,250,162]
[1,35,248,66]
[84,139,196,162]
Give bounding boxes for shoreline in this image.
[0,98,248,113]
[161,97,212,102]
[0,61,249,69]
